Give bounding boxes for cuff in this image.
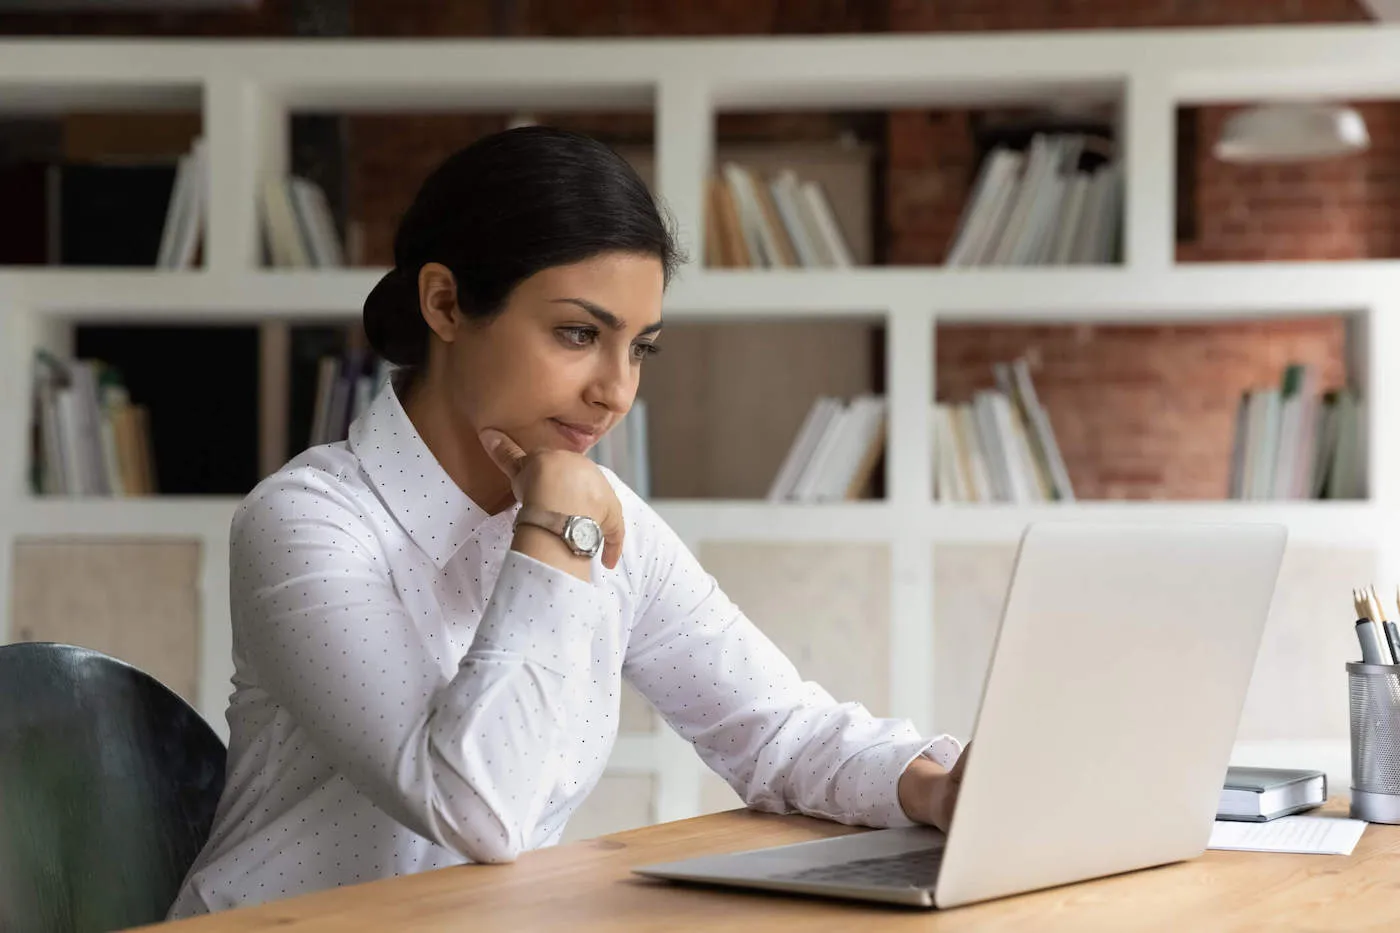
[834,732,962,829]
[466,548,604,676]
[872,733,965,829]
[918,734,964,770]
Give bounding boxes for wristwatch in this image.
[514,506,604,559]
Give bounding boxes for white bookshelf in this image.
[8,262,1400,318]
[4,24,1400,820]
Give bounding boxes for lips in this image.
[550,418,603,453]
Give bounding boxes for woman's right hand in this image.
[479,427,626,577]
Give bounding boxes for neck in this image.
[398,371,515,515]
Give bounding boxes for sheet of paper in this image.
[1208,815,1368,856]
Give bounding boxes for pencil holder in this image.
[1347,661,1400,823]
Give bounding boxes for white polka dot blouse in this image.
[167,374,960,918]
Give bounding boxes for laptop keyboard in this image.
[772,846,945,889]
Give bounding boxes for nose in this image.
[584,345,635,414]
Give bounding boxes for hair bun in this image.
[363,266,428,367]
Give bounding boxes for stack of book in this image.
[767,395,886,502]
[587,399,651,499]
[262,173,344,267]
[156,136,207,270]
[946,133,1122,266]
[933,357,1074,503]
[306,350,393,448]
[705,162,854,268]
[30,351,157,496]
[1228,363,1363,500]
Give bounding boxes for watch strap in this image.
[514,506,569,537]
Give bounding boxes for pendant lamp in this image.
[1213,102,1370,163]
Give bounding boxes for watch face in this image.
[568,517,603,554]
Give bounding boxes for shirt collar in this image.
[348,372,516,568]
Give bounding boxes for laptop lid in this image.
[934,520,1286,909]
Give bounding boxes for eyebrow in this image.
[551,297,664,336]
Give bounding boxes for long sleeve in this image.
[617,485,958,829]
[230,471,606,864]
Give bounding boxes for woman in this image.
[168,126,964,918]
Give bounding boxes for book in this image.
[1216,766,1327,822]
[1227,364,1362,501]
[931,354,1073,504]
[705,162,860,269]
[946,133,1121,267]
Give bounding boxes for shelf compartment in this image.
[0,107,205,274]
[639,316,885,501]
[934,314,1367,505]
[1176,99,1400,265]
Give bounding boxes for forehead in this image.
[520,254,664,322]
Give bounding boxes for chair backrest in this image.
[0,642,226,933]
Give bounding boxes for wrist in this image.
[511,524,592,582]
[897,756,951,829]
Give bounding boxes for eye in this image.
[557,326,598,348]
[631,341,662,362]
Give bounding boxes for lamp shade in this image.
[1213,102,1369,163]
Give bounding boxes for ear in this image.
[418,262,461,344]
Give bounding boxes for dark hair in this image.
[362,125,682,368]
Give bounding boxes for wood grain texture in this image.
[138,799,1400,932]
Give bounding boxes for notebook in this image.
[1217,766,1327,822]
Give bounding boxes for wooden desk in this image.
[142,799,1400,932]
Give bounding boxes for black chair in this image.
[0,642,226,933]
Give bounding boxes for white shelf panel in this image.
[656,500,895,543]
[0,270,380,321]
[3,24,1400,109]
[5,497,898,544]
[0,83,200,114]
[929,500,1385,547]
[9,497,239,539]
[7,263,1400,322]
[671,263,1400,318]
[11,497,1377,549]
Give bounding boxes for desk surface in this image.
[146,799,1400,932]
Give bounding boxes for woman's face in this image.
[437,252,666,455]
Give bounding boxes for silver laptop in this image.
[634,520,1287,909]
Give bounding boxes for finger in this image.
[600,508,626,570]
[479,428,528,479]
